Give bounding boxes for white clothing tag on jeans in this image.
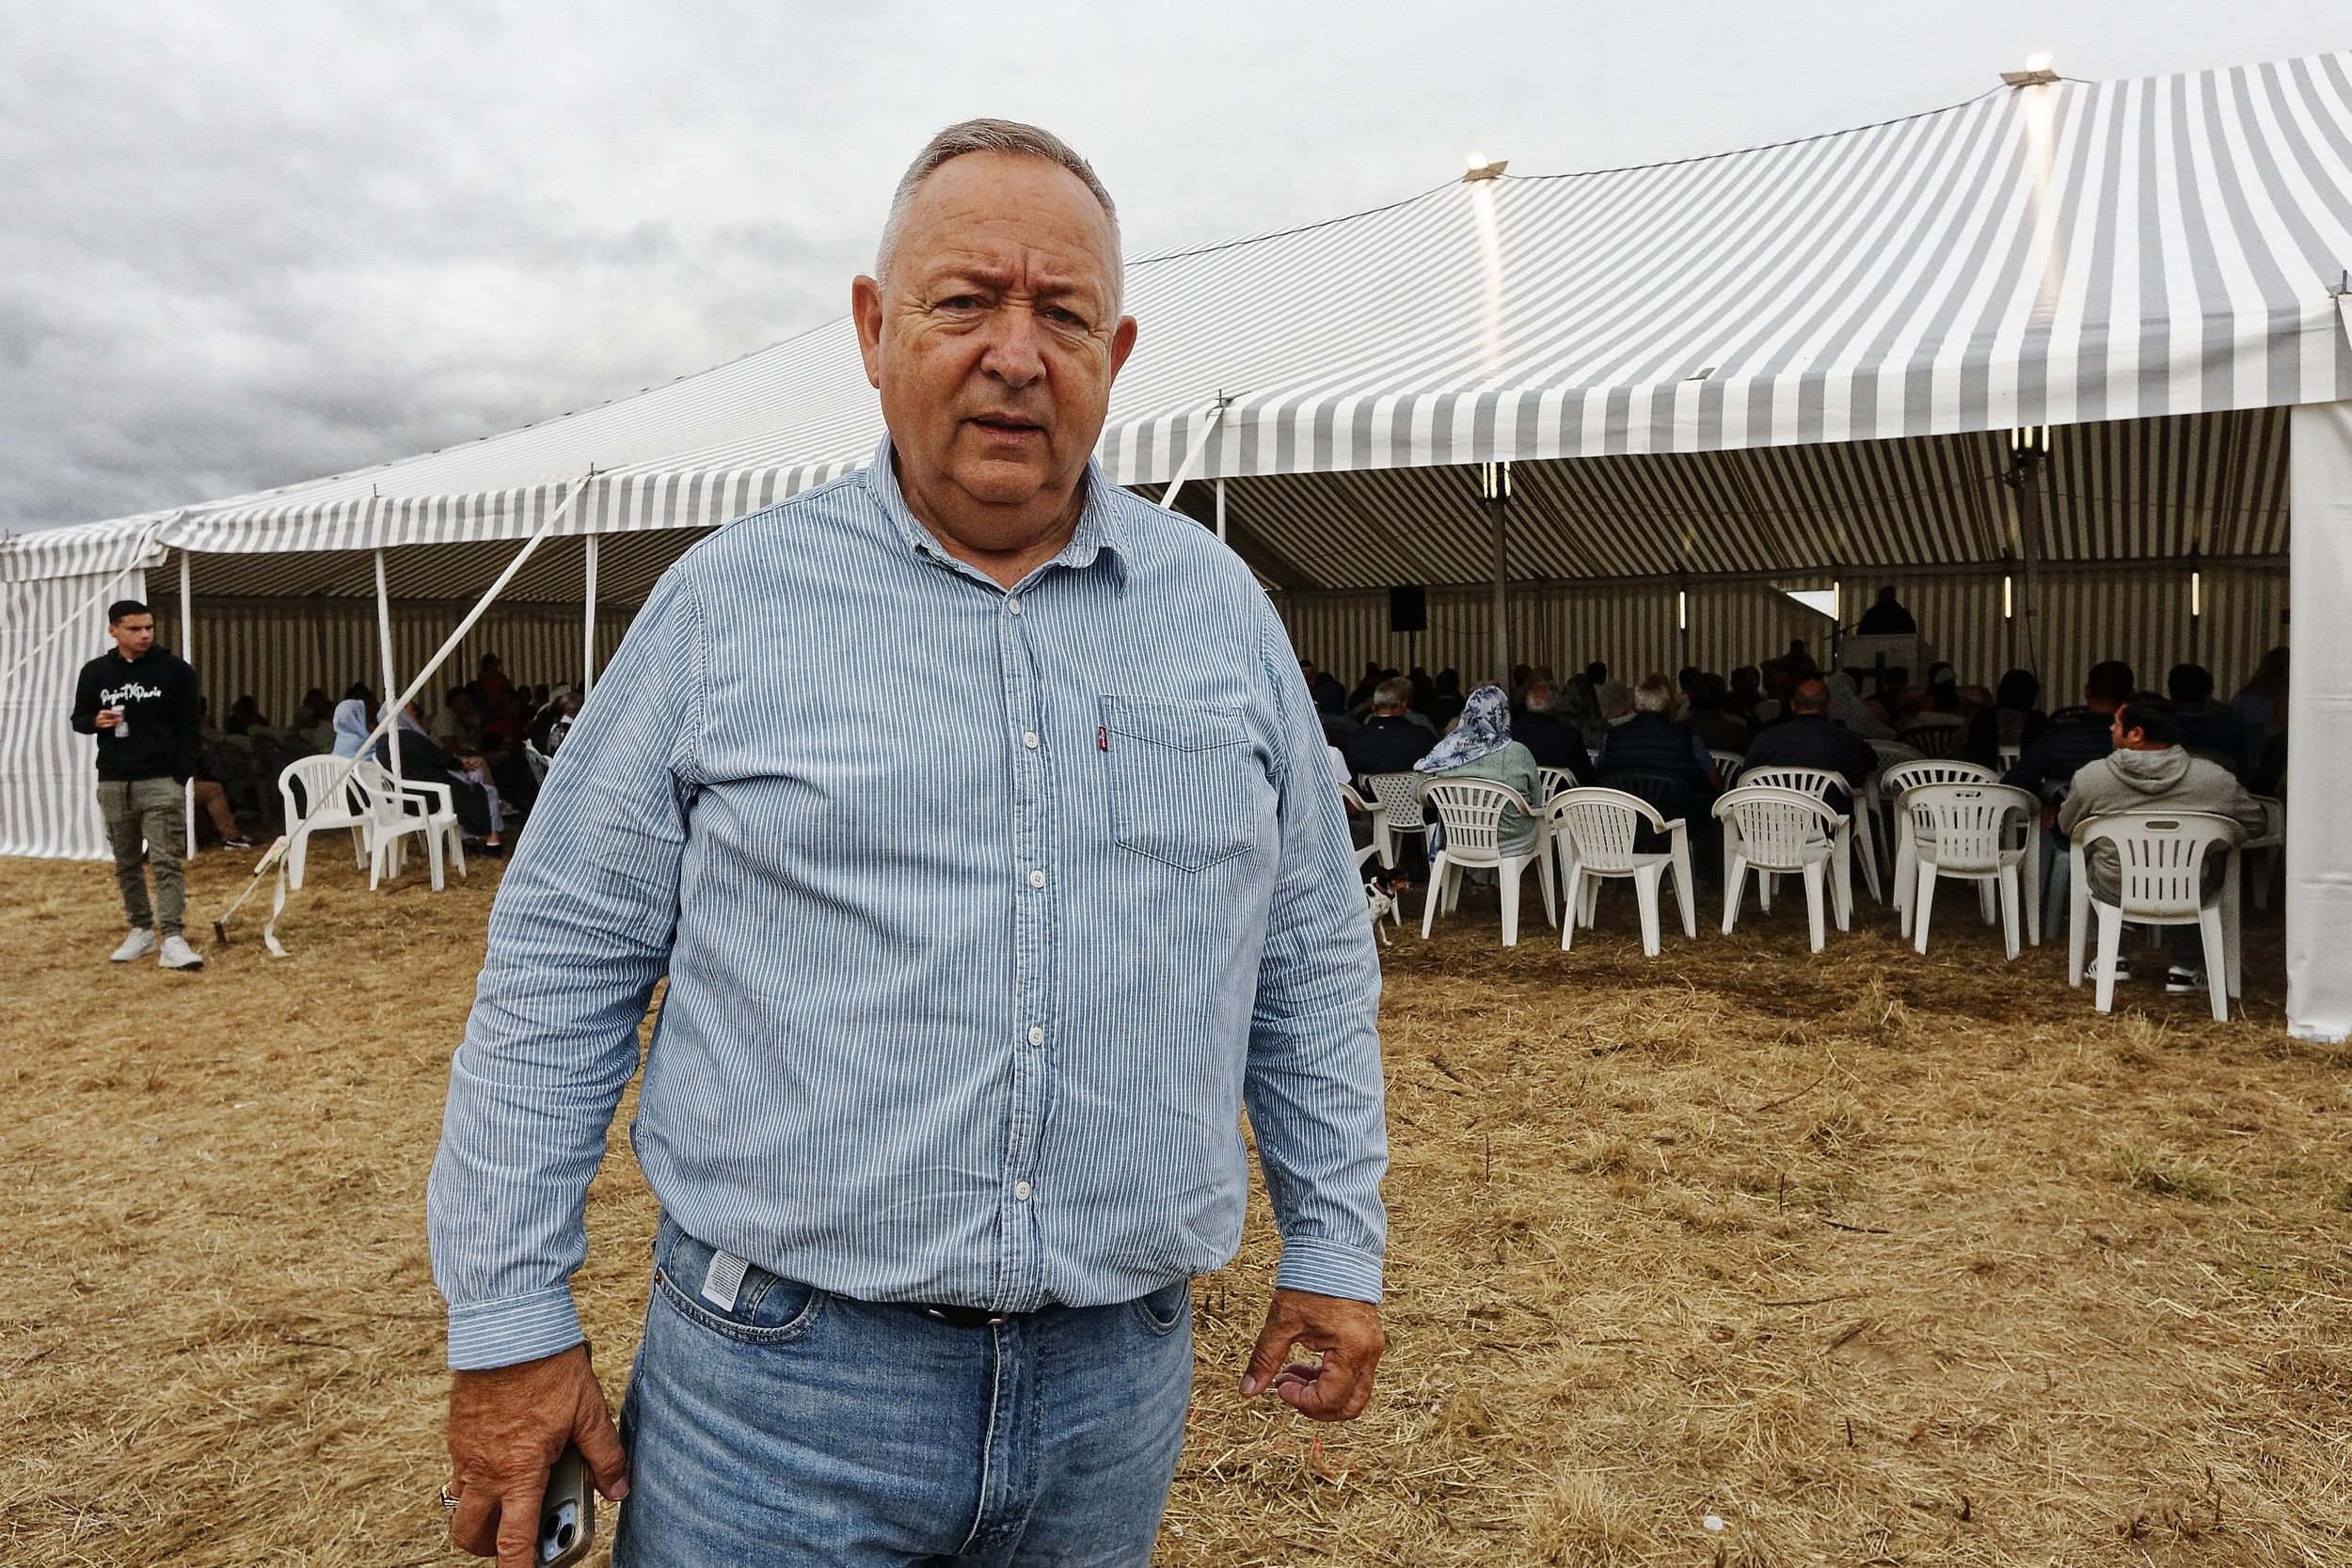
[701,1249,751,1310]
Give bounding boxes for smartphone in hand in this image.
[537,1445,596,1567]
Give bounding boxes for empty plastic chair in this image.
[278,754,371,890]
[1708,750,1745,787]
[1537,766,1578,802]
[2067,812,2245,1022]
[1882,759,2000,937]
[1421,778,1556,946]
[1547,788,1694,957]
[1904,784,2036,959]
[1713,786,1843,952]
[1738,764,1879,907]
[1362,772,1429,872]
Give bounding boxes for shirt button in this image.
[1007,596,1023,615]
[1022,731,1040,749]
[1027,869,1047,888]
[1027,1026,1045,1046]
[1013,1181,1033,1200]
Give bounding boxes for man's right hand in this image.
[93,708,121,729]
[446,1343,628,1567]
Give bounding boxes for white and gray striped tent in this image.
[7,53,2352,1034]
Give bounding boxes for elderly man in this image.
[429,120,1388,1568]
[1738,677,1879,814]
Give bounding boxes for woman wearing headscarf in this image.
[1413,684,1542,856]
[329,683,374,758]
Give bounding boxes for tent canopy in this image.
[8,51,2349,588]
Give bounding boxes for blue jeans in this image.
[613,1218,1194,1567]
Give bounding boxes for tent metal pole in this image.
[1487,463,1511,685]
[180,548,195,856]
[1214,479,1226,544]
[373,546,401,789]
[582,532,599,697]
[2011,433,2048,684]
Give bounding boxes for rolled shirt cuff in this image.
[445,1287,586,1371]
[1271,1235,1384,1304]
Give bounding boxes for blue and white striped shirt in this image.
[428,437,1387,1370]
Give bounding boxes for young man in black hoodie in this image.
[70,600,206,971]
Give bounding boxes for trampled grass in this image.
[3,848,2347,1565]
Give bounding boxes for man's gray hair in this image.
[1632,673,1677,715]
[877,119,1121,293]
[1372,676,1413,711]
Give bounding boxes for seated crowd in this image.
[181,653,589,858]
[1309,640,2291,990]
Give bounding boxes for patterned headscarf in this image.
[1413,684,1513,772]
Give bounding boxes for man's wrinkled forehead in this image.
[887,153,1122,308]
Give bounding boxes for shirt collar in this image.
[863,434,1128,592]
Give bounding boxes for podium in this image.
[1839,633,1933,681]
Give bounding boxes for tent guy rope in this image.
[211,470,598,956]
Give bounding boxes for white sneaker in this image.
[157,934,205,971]
[110,927,157,962]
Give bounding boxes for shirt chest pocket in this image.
[1100,696,1262,873]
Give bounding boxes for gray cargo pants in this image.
[97,777,185,939]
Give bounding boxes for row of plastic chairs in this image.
[277,754,468,893]
[1350,767,2274,1020]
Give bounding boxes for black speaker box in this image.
[1388,585,1426,634]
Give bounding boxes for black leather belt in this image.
[917,1304,1010,1328]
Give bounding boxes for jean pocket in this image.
[652,1225,825,1346]
[1128,1278,1192,1337]
[1101,696,1263,872]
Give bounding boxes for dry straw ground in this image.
[4,847,2349,1567]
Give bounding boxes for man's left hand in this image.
[1239,1288,1384,1421]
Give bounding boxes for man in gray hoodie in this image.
[2057,693,2265,992]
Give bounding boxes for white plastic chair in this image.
[2248,796,2284,911]
[1904,784,2037,960]
[1738,764,1880,907]
[278,754,370,890]
[1883,759,2001,938]
[1714,786,1842,952]
[1997,744,2023,772]
[1708,750,1745,786]
[2067,812,2244,1022]
[1546,788,1694,957]
[1420,779,1557,946]
[1339,782,1399,938]
[1537,767,1578,801]
[1362,772,1429,872]
[354,761,464,892]
[395,772,468,890]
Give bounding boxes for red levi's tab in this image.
[1098,725,1108,752]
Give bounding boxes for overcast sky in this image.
[2,1,2342,530]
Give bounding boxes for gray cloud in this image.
[3,0,2341,529]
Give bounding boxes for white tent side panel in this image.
[0,569,144,860]
[2288,402,2352,1043]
